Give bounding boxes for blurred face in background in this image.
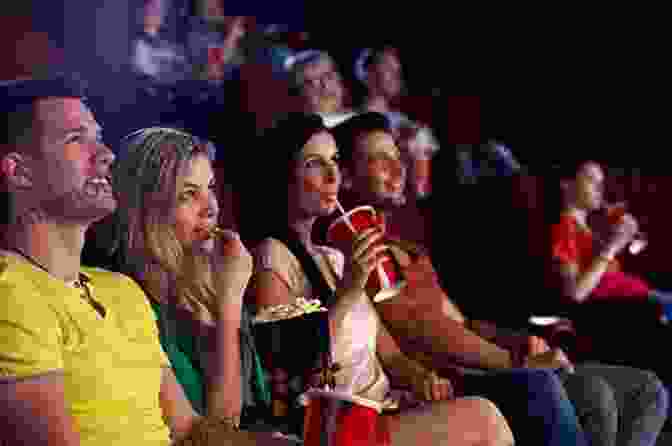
[143,0,165,33]
[368,49,403,101]
[198,0,225,18]
[564,161,605,212]
[298,57,345,115]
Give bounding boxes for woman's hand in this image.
[340,226,389,293]
[209,230,253,313]
[527,336,552,356]
[411,370,454,402]
[603,213,639,257]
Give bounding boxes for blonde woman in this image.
[99,127,283,444]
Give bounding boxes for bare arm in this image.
[555,257,612,303]
[248,270,295,308]
[0,374,80,446]
[205,232,251,419]
[206,306,242,419]
[556,213,638,303]
[159,367,200,440]
[376,323,429,388]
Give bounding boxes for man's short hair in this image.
[0,74,87,224]
[1,74,87,146]
[284,49,335,94]
[331,111,392,166]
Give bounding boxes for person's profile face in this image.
[290,130,341,218]
[173,153,219,253]
[29,97,116,222]
[143,0,164,30]
[572,162,605,211]
[299,58,344,114]
[370,50,403,100]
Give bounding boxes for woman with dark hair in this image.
[243,112,544,444]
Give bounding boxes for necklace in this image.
[10,247,106,318]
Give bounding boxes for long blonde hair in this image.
[110,127,219,322]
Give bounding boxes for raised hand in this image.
[340,226,388,293]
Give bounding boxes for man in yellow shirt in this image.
[0,76,274,445]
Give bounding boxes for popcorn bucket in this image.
[301,389,390,446]
[252,306,332,434]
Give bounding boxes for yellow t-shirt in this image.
[0,253,171,446]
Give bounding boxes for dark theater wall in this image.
[1,3,52,80]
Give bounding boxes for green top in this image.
[149,300,270,417]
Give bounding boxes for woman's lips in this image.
[194,224,218,240]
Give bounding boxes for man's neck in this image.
[365,95,390,113]
[5,220,87,283]
[144,23,161,38]
[314,103,342,116]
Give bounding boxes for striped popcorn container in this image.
[301,389,390,446]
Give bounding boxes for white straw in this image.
[335,199,357,233]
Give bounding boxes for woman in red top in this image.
[549,159,672,306]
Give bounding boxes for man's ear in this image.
[1,153,33,189]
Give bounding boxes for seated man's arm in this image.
[0,374,80,446]
[376,322,428,389]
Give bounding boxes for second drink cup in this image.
[327,206,405,303]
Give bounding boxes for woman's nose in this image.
[199,190,219,219]
[389,159,405,181]
[325,163,340,182]
[94,143,115,172]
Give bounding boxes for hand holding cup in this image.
[341,227,389,292]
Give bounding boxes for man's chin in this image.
[49,198,117,224]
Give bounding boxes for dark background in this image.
[4,2,667,171]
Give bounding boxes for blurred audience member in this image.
[356,46,439,199]
[549,159,672,309]
[132,0,190,85]
[286,50,356,127]
[189,16,247,83]
[332,112,670,446]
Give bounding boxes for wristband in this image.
[174,415,241,446]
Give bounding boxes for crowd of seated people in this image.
[3,5,672,445]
